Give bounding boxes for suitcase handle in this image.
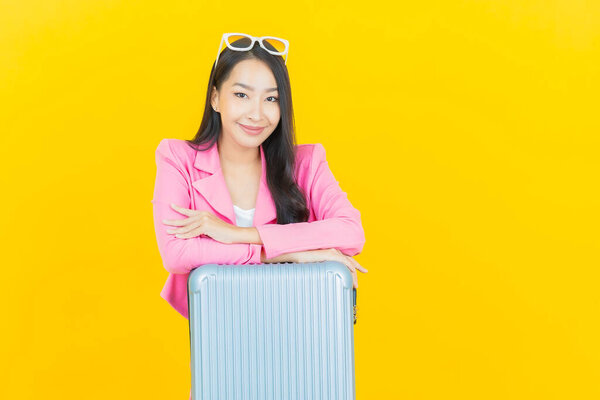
[353,288,358,325]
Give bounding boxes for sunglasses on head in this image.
[213,33,289,71]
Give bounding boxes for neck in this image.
[217,135,260,168]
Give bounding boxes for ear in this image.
[210,86,219,112]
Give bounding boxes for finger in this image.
[170,203,195,216]
[352,269,358,289]
[340,257,356,273]
[169,221,203,235]
[349,257,368,273]
[345,255,368,274]
[162,217,191,227]
[175,227,204,239]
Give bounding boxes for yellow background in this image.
[1,0,599,398]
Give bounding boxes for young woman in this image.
[151,33,368,322]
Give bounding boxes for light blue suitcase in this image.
[187,261,358,400]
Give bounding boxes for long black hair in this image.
[186,37,309,224]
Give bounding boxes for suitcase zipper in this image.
[353,288,357,324]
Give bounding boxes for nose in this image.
[246,98,263,121]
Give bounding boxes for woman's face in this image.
[211,58,281,149]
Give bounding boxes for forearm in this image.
[153,222,263,274]
[234,226,356,263]
[256,217,365,260]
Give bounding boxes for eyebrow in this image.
[233,82,278,92]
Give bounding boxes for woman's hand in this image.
[293,248,368,289]
[162,203,239,244]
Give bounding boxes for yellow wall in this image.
[1,1,598,398]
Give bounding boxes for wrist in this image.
[234,227,263,245]
[232,226,250,244]
[288,251,301,264]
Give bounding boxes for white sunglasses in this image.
[213,32,289,71]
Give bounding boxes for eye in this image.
[267,96,279,102]
[234,92,248,99]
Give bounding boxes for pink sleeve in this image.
[151,139,262,274]
[255,143,366,260]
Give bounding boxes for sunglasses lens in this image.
[227,35,253,49]
[262,38,287,54]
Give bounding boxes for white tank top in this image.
[233,204,255,227]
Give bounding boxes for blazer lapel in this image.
[191,142,277,227]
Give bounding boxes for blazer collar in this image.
[191,142,277,226]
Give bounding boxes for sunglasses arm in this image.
[214,35,225,71]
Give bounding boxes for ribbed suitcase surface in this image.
[187,261,356,400]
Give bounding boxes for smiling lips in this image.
[239,123,265,135]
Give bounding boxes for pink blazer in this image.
[151,138,366,319]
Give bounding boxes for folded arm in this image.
[255,143,366,260]
[152,139,262,274]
